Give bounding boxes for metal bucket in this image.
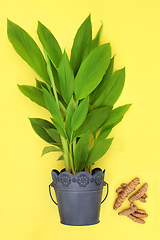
[49,168,109,226]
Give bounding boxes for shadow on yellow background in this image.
[0,0,160,239]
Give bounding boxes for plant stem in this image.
[45,53,70,172]
[73,138,76,154]
[46,56,59,107]
[59,101,67,115]
[61,137,70,172]
[69,142,76,175]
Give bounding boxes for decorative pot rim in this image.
[51,168,106,190]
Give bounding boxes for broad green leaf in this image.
[70,15,92,76]
[85,138,113,166]
[97,116,123,142]
[51,118,66,139]
[42,146,61,156]
[35,80,67,114]
[57,154,64,161]
[45,128,61,143]
[36,79,48,90]
[44,55,61,93]
[7,20,50,84]
[71,97,89,132]
[75,43,111,100]
[96,117,123,141]
[29,118,56,144]
[65,98,75,139]
[74,134,90,172]
[90,56,114,106]
[29,118,55,129]
[50,62,61,93]
[37,21,62,69]
[96,111,124,142]
[57,51,74,104]
[57,92,67,111]
[82,22,103,61]
[42,87,65,131]
[45,53,59,96]
[103,104,131,128]
[96,127,113,141]
[75,106,112,137]
[102,68,125,106]
[18,85,46,108]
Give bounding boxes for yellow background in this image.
[1,0,160,239]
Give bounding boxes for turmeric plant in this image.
[7,15,131,175]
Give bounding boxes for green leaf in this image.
[45,128,61,143]
[75,43,111,100]
[18,85,46,108]
[90,56,114,106]
[82,22,103,61]
[102,68,125,106]
[85,138,113,166]
[65,98,75,139]
[29,118,55,144]
[36,79,48,90]
[75,106,112,137]
[74,133,90,172]
[50,62,61,93]
[29,118,55,129]
[57,92,67,110]
[57,51,74,104]
[71,97,89,132]
[103,104,131,128]
[97,116,124,143]
[42,146,61,156]
[70,15,92,76]
[37,21,62,69]
[7,19,50,84]
[96,115,124,142]
[57,154,64,161]
[96,127,113,141]
[42,87,65,131]
[51,118,66,139]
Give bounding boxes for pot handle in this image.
[49,181,108,205]
[101,181,109,204]
[49,183,58,206]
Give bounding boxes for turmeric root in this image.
[113,178,140,210]
[118,204,138,216]
[129,183,148,202]
[116,187,124,193]
[136,209,146,214]
[142,193,148,199]
[128,214,145,224]
[116,184,128,193]
[118,203,148,224]
[132,212,148,218]
[139,197,146,203]
[121,183,127,188]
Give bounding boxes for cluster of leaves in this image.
[7,15,131,175]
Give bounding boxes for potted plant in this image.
[7,15,131,226]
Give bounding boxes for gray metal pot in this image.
[49,168,109,226]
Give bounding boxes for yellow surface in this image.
[0,0,160,239]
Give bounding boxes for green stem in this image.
[61,137,70,172]
[73,138,76,154]
[46,56,59,107]
[45,53,70,172]
[59,101,67,116]
[69,142,76,175]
